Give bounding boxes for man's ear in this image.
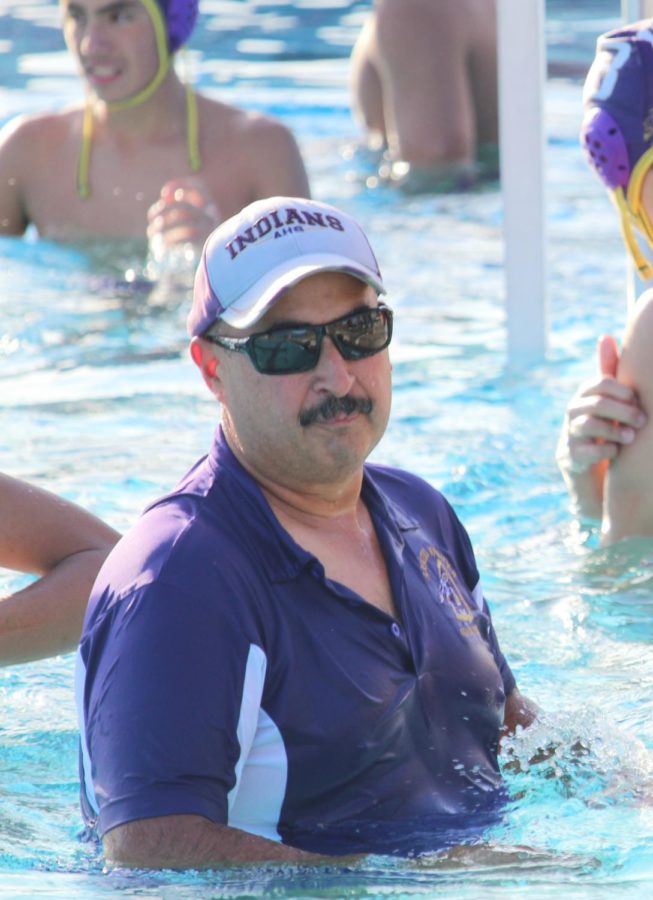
[190,337,220,392]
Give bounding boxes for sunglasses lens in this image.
[332,308,392,359]
[247,307,392,374]
[251,329,319,374]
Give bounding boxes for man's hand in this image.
[500,689,538,748]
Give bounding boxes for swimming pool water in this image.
[3,1,653,897]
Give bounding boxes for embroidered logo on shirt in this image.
[419,546,479,637]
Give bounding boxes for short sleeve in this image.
[80,579,260,837]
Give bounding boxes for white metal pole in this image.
[622,0,650,20]
[497,0,547,366]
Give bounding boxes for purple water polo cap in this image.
[188,197,386,335]
[156,0,199,52]
[580,19,653,190]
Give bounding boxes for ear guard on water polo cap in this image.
[580,19,653,279]
[156,0,199,53]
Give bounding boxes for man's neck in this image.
[260,477,365,533]
[223,426,365,526]
[222,428,396,617]
[90,70,187,138]
[256,453,397,620]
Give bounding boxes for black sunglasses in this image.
[203,304,393,375]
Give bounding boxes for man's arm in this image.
[0,473,119,664]
[556,334,646,521]
[104,815,325,869]
[0,116,31,236]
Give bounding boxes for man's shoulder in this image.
[366,462,460,519]
[366,461,441,496]
[94,451,268,595]
[86,487,242,616]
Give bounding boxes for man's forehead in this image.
[63,0,144,15]
[216,273,377,337]
[263,274,376,320]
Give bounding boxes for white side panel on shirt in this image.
[75,650,99,814]
[228,643,288,842]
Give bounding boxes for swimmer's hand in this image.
[556,335,647,520]
[147,176,220,257]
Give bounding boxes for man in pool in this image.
[557,20,653,542]
[349,0,498,192]
[0,0,309,252]
[76,196,536,868]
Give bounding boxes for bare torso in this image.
[350,0,498,165]
[0,88,309,240]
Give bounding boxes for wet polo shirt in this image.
[76,427,516,857]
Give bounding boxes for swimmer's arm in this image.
[0,474,120,665]
[0,116,31,236]
[602,292,653,542]
[556,335,646,522]
[103,816,332,868]
[246,116,311,201]
[373,0,476,170]
[350,15,387,148]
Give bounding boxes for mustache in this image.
[299,394,373,427]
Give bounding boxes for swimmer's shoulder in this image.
[0,106,84,159]
[197,94,310,197]
[196,93,298,147]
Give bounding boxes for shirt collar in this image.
[207,427,419,583]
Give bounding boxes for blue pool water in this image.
[3,0,653,896]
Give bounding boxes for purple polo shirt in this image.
[76,427,516,856]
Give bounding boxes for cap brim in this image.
[219,253,386,329]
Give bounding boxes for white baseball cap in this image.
[187,196,386,335]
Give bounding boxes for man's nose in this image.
[80,19,112,55]
[312,336,356,396]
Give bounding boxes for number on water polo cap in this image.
[580,20,653,191]
[579,20,653,279]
